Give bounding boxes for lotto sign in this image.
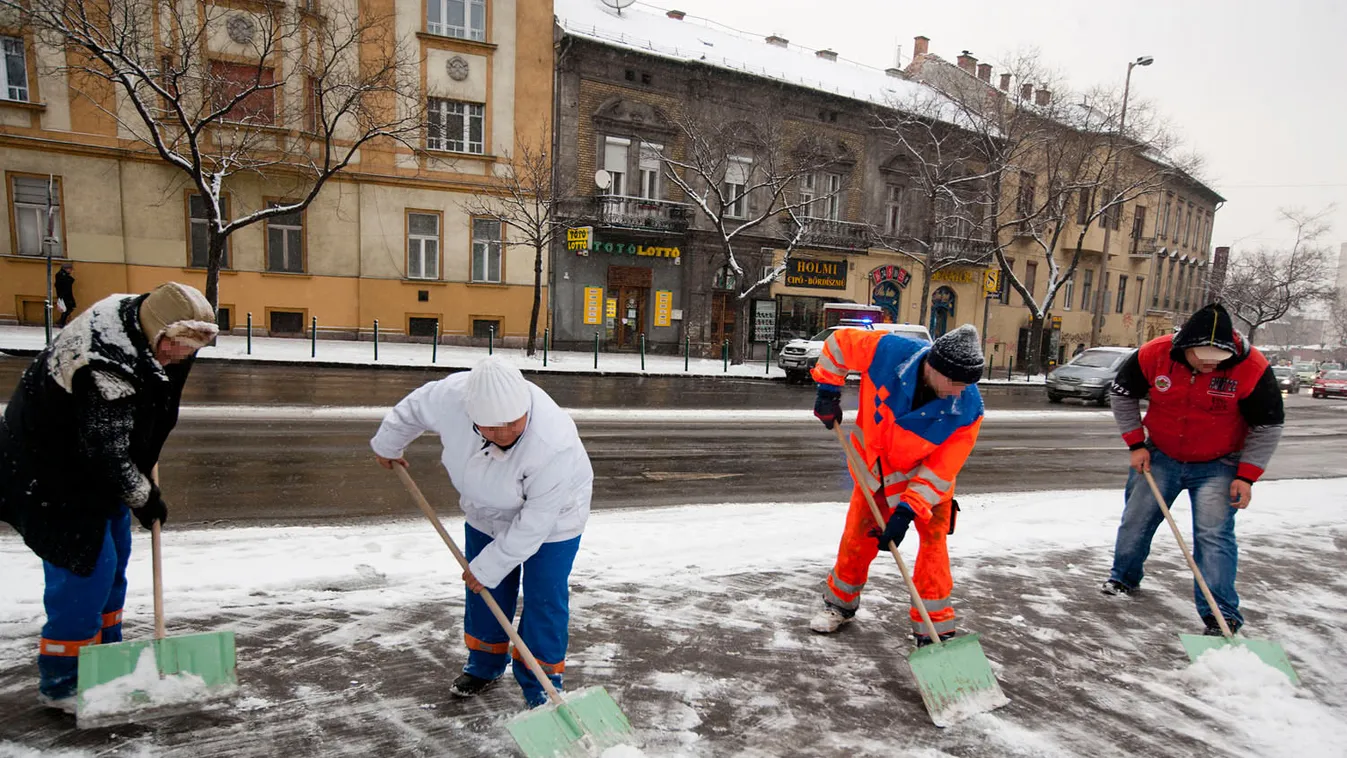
[983,269,1001,295]
[606,299,618,319]
[567,226,593,253]
[582,286,604,325]
[654,290,673,327]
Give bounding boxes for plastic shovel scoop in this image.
[1141,470,1298,684]
[394,465,635,757]
[76,521,237,728]
[833,426,1009,726]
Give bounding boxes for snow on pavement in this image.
[1,480,1345,756]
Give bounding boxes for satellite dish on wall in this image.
[599,0,635,15]
[594,169,613,190]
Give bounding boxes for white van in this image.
[777,322,932,383]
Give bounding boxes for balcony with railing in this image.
[593,195,692,233]
[1129,235,1159,259]
[931,233,994,262]
[783,216,872,252]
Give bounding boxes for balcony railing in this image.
[593,195,692,233]
[783,216,872,251]
[1129,235,1159,258]
[932,234,994,261]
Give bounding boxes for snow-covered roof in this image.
[555,0,937,111]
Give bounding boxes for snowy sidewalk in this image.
[2,480,1345,756]
[0,325,1047,385]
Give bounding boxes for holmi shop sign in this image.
[785,258,847,290]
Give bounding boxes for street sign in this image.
[983,269,1000,296]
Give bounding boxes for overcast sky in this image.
[632,0,1346,258]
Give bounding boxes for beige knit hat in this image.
[465,356,533,426]
[138,282,218,349]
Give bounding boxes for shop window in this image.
[10,175,62,257]
[472,318,500,338]
[269,310,304,335]
[408,316,439,338]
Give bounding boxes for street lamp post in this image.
[1089,56,1153,346]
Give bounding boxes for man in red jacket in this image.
[1103,303,1284,636]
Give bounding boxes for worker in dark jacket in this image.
[0,282,217,711]
[1103,303,1284,636]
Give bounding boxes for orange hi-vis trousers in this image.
[823,483,955,637]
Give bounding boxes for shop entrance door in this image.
[711,291,737,349]
[607,265,652,351]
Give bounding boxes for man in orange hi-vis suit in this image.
[808,323,985,646]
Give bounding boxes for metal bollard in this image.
[373,319,379,361]
[489,325,495,356]
[593,332,599,370]
[640,333,646,371]
[765,343,771,375]
[722,340,729,373]
[684,334,690,372]
[246,312,253,355]
[432,319,439,364]
[543,328,549,367]
[311,316,317,358]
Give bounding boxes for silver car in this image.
[1045,347,1135,406]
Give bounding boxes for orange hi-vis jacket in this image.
[811,329,983,521]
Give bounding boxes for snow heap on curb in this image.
[79,647,215,719]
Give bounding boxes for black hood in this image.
[1170,302,1250,369]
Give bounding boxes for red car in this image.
[1311,370,1347,399]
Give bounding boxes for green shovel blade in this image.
[76,631,237,726]
[1178,633,1299,685]
[506,686,635,758]
[907,633,1010,727]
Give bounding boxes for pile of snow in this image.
[79,647,216,719]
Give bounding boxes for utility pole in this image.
[43,174,57,347]
[1090,56,1153,346]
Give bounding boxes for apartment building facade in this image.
[0,0,554,344]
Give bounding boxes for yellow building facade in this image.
[1,0,554,343]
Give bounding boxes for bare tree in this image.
[1211,208,1336,344]
[3,0,424,308]
[658,108,848,362]
[461,135,566,356]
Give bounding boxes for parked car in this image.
[1272,366,1301,394]
[777,322,932,383]
[1294,362,1320,384]
[1044,346,1135,406]
[1311,370,1347,399]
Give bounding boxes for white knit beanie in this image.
[465,357,532,426]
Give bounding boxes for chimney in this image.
[666,9,685,20]
[913,35,929,58]
[999,73,1011,91]
[1020,83,1033,100]
[1035,87,1051,106]
[976,63,992,83]
[765,34,788,48]
[816,48,838,61]
[893,44,903,68]
[956,50,977,73]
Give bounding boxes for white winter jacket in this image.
[370,373,592,588]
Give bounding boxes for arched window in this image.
[930,286,957,338]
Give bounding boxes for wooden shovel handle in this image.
[1141,469,1234,638]
[150,465,166,640]
[833,425,944,643]
[393,464,566,705]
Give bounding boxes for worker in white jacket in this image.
[370,357,592,709]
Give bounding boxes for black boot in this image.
[1201,615,1243,637]
[914,630,958,648]
[450,672,498,698]
[1100,579,1136,596]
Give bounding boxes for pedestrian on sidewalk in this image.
[808,323,985,647]
[371,356,592,709]
[54,263,76,327]
[1103,302,1284,637]
[0,282,217,712]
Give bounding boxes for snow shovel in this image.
[393,465,634,757]
[75,519,238,728]
[833,425,1009,727]
[1140,469,1299,684]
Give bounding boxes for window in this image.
[884,184,903,235]
[723,157,750,219]
[2,36,28,101]
[1116,275,1128,314]
[265,203,304,272]
[603,136,628,196]
[472,318,500,338]
[1152,258,1164,307]
[1162,194,1173,239]
[188,193,231,268]
[210,61,275,124]
[1164,258,1175,308]
[1101,188,1120,230]
[471,218,502,283]
[305,76,321,133]
[999,259,1014,305]
[1136,277,1146,313]
[427,0,486,41]
[799,173,816,214]
[1062,271,1074,310]
[427,98,484,154]
[1081,269,1094,311]
[407,211,440,279]
[269,310,304,334]
[1183,203,1193,247]
[11,175,62,257]
[1024,261,1038,300]
[408,316,440,338]
[1016,172,1035,231]
[822,173,842,220]
[1132,206,1147,240]
[638,142,663,200]
[1076,188,1090,225]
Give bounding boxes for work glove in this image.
[813,385,843,429]
[877,503,916,550]
[132,485,169,530]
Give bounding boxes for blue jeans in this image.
[39,508,133,699]
[1108,447,1242,625]
[463,524,580,708]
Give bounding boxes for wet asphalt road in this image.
[3,357,1346,525]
